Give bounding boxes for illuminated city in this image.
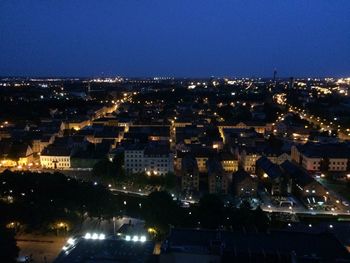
[1,1,350,263]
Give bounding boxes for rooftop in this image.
[54,237,155,263]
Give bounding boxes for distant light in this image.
[67,238,75,245]
[140,236,146,242]
[309,224,312,228]
[125,235,131,241]
[99,233,105,240]
[92,233,98,240]
[84,233,91,239]
[329,224,333,229]
[94,182,98,185]
[132,235,139,242]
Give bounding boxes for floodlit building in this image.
[291,143,350,172]
[124,143,174,175]
[62,117,91,131]
[0,141,34,167]
[219,152,239,173]
[40,146,71,169]
[239,148,261,173]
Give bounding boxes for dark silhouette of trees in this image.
[198,194,224,228]
[143,191,180,238]
[0,171,120,231]
[0,225,19,263]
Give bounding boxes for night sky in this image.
[0,0,349,78]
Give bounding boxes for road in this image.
[261,203,350,216]
[287,105,350,140]
[110,188,149,197]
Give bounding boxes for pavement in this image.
[16,216,144,263]
[16,234,67,263]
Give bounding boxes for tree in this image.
[143,191,179,238]
[0,171,119,231]
[198,194,224,228]
[113,152,124,177]
[92,159,118,183]
[164,172,177,190]
[0,225,19,263]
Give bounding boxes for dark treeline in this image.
[0,171,269,238]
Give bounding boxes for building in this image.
[92,116,119,126]
[207,158,229,194]
[143,143,174,176]
[160,228,350,263]
[232,169,258,198]
[256,157,288,196]
[280,161,331,209]
[181,154,200,195]
[89,126,124,144]
[239,147,262,173]
[124,125,170,144]
[62,117,91,131]
[291,143,350,172]
[175,146,215,173]
[218,121,269,135]
[124,143,174,175]
[219,152,239,173]
[40,146,71,169]
[54,237,155,263]
[238,146,290,174]
[220,128,264,146]
[175,125,204,145]
[263,148,290,165]
[0,141,34,168]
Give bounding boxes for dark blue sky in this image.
[0,0,349,77]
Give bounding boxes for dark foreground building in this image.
[160,228,350,263]
[54,237,156,263]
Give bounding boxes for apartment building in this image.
[124,143,174,175]
[291,143,350,172]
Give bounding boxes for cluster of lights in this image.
[62,237,77,251]
[125,235,146,242]
[84,232,105,240]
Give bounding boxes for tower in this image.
[273,68,277,82]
